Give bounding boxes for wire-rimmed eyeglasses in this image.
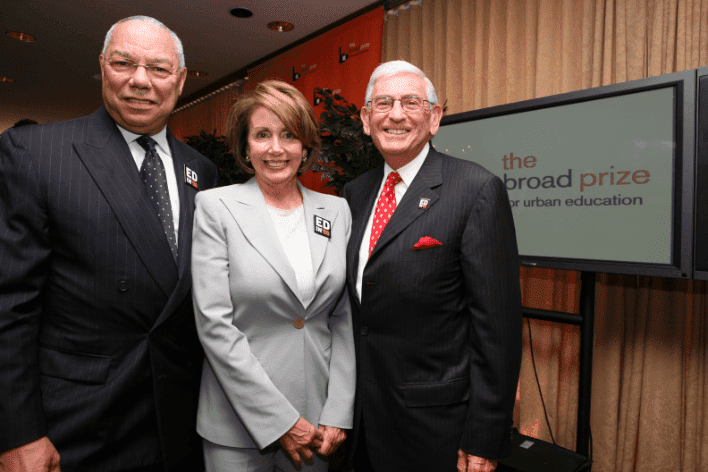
[366,95,432,113]
[104,58,178,80]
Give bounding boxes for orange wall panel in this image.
[170,7,384,193]
[248,7,384,193]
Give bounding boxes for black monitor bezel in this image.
[691,66,708,280]
[438,69,695,278]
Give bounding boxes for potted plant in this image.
[312,88,384,195]
[184,130,249,187]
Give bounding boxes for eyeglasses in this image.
[367,95,431,113]
[104,58,177,79]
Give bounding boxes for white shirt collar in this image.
[115,125,170,156]
[382,142,429,186]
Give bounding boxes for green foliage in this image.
[314,88,384,195]
[184,130,250,187]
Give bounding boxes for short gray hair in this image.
[364,60,438,106]
[102,16,185,69]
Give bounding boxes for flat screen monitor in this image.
[692,66,708,279]
[434,69,695,277]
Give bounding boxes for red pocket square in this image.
[412,236,443,250]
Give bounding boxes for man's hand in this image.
[0,437,61,472]
[278,417,324,467]
[457,449,496,472]
[315,425,346,456]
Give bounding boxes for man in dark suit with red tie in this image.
[342,61,522,472]
[0,16,217,472]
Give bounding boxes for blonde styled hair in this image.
[226,80,320,175]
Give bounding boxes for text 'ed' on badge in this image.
[184,165,199,189]
[419,197,430,210]
[314,215,331,238]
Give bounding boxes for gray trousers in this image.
[203,438,330,472]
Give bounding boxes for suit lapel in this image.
[221,178,302,305]
[302,186,336,281]
[152,132,199,329]
[74,107,178,298]
[368,150,443,260]
[346,168,384,296]
[170,133,193,279]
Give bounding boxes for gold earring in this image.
[245,155,251,162]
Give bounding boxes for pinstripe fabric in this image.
[0,107,218,472]
[343,149,522,472]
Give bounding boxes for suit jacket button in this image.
[361,326,369,335]
[293,318,305,329]
[117,280,128,292]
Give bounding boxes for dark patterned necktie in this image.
[369,171,402,256]
[136,135,178,260]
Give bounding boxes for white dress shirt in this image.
[116,125,181,245]
[267,204,315,308]
[356,143,430,301]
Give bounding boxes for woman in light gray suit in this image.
[191,80,355,471]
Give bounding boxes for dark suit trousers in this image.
[353,416,376,472]
[125,465,164,472]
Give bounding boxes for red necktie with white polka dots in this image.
[136,135,178,261]
[369,171,402,257]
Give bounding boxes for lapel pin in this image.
[314,215,331,239]
[419,197,430,210]
[184,165,199,190]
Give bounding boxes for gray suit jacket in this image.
[191,178,355,449]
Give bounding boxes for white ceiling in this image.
[1,0,382,132]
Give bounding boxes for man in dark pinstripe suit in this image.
[342,61,522,472]
[0,16,217,472]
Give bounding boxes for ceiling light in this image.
[230,7,253,18]
[267,21,294,32]
[188,70,209,77]
[7,31,36,42]
[0,77,16,83]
